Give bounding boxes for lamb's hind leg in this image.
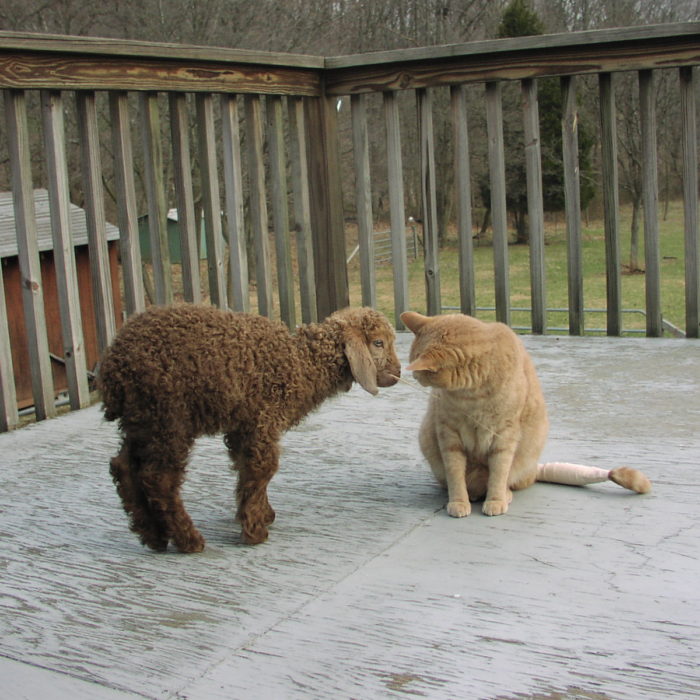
[119,437,205,553]
[141,441,205,553]
[110,441,168,552]
[232,433,280,545]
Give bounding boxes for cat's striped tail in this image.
[536,462,651,494]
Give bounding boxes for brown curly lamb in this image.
[98,304,400,552]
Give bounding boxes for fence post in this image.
[305,95,349,319]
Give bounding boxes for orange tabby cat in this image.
[401,311,650,517]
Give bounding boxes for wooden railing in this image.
[0,23,699,430]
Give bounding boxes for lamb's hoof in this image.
[174,531,206,553]
[482,499,509,516]
[447,500,471,517]
[241,523,269,545]
[138,531,169,552]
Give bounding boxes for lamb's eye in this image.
[373,339,384,348]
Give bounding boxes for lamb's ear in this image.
[406,353,438,372]
[344,329,379,396]
[400,311,429,334]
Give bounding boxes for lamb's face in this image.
[366,323,401,389]
[333,307,401,395]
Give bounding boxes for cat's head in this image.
[401,311,485,390]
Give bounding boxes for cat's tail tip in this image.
[608,467,652,494]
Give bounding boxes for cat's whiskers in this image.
[391,374,431,396]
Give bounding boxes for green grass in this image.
[347,201,690,336]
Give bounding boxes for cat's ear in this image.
[400,311,429,334]
[406,353,438,372]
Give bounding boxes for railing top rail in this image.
[324,22,700,94]
[325,21,700,69]
[0,30,324,69]
[0,30,323,95]
[1,22,699,95]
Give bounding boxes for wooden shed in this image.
[0,189,122,409]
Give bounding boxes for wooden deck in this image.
[0,333,698,699]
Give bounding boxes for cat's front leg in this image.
[442,448,471,518]
[483,450,515,516]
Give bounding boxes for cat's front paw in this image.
[447,500,471,517]
[482,499,509,516]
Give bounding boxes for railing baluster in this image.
[639,69,662,337]
[221,94,249,314]
[598,73,622,337]
[417,88,441,317]
[680,66,699,339]
[350,93,376,310]
[76,90,117,352]
[521,78,546,334]
[288,96,317,322]
[0,264,19,431]
[140,91,172,306]
[169,92,201,304]
[561,76,584,336]
[383,90,409,328]
[109,91,145,316]
[267,95,295,327]
[244,94,273,317]
[485,81,510,326]
[195,92,227,308]
[5,89,56,419]
[450,84,475,317]
[42,89,90,410]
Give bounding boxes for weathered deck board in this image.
[0,334,698,699]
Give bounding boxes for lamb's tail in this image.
[536,462,651,494]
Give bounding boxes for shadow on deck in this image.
[0,334,698,699]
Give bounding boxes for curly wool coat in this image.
[99,304,400,552]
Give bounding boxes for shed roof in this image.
[0,189,120,259]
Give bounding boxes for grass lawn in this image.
[347,200,691,336]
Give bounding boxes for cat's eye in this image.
[373,339,384,348]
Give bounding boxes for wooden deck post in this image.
[305,95,349,320]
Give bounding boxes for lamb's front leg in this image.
[234,434,280,544]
